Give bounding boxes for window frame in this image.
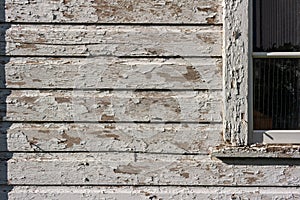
[224,0,300,146]
[251,0,300,143]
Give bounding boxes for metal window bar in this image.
[253,58,300,130]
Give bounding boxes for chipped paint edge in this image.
[223,0,250,146]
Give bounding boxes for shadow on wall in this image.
[0,0,13,199]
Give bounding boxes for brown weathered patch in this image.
[49,57,62,60]
[29,137,39,145]
[38,129,50,133]
[157,72,186,82]
[245,177,258,184]
[32,79,42,82]
[36,37,47,43]
[206,15,217,24]
[256,170,264,177]
[19,43,37,50]
[216,59,222,75]
[19,96,38,103]
[197,5,219,13]
[183,66,201,81]
[103,133,120,140]
[180,172,190,178]
[63,11,74,19]
[169,167,179,172]
[94,0,120,20]
[126,93,181,118]
[101,114,115,121]
[145,48,166,55]
[61,132,81,148]
[55,97,71,103]
[196,34,216,44]
[140,191,151,196]
[7,81,26,86]
[114,164,142,174]
[63,0,72,4]
[169,4,183,15]
[174,142,190,151]
[99,97,111,106]
[25,60,42,64]
[104,124,116,129]
[242,171,255,175]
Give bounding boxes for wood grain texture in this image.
[2,153,300,186]
[4,0,222,24]
[2,25,222,57]
[2,57,222,90]
[2,186,300,199]
[1,90,222,122]
[1,123,222,153]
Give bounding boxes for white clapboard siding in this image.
[4,0,222,24]
[2,186,299,200]
[1,90,222,122]
[2,25,222,57]
[1,123,222,153]
[1,57,222,90]
[2,153,300,186]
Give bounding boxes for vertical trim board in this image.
[223,0,250,145]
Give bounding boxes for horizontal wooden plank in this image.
[2,186,300,199]
[2,25,222,56]
[4,0,222,24]
[2,153,300,186]
[1,57,222,90]
[0,90,222,122]
[0,123,222,153]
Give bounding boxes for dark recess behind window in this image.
[253,0,300,52]
[253,0,300,130]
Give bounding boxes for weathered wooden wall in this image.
[0,0,299,199]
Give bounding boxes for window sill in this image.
[212,144,300,158]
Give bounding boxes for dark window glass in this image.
[253,0,300,52]
[253,59,300,129]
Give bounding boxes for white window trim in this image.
[223,0,251,146]
[223,0,300,146]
